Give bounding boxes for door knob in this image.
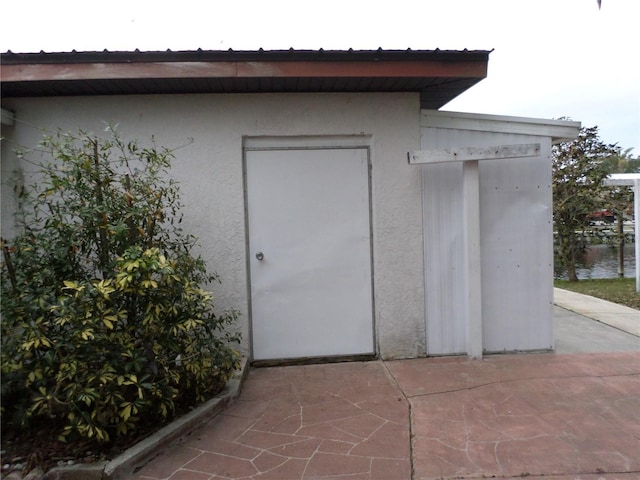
[256,252,264,261]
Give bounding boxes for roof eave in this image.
[0,49,490,109]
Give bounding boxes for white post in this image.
[635,179,640,292]
[604,174,640,293]
[463,160,483,359]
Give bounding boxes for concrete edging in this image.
[41,358,249,480]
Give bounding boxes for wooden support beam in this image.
[408,143,540,165]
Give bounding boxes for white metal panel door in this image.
[246,148,374,360]
[479,138,554,352]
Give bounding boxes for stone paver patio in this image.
[132,360,411,479]
[388,352,640,479]
[131,351,639,480]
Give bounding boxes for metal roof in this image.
[0,48,490,109]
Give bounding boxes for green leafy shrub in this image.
[1,127,240,443]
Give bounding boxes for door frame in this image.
[242,135,376,361]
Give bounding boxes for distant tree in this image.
[601,147,640,174]
[552,125,619,281]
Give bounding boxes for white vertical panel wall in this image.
[421,125,554,354]
[422,155,466,354]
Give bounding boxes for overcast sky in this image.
[2,0,638,153]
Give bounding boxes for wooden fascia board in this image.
[1,60,487,83]
[421,110,581,143]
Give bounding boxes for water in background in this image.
[575,243,636,280]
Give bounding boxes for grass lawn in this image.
[555,277,640,310]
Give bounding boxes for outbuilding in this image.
[0,49,580,361]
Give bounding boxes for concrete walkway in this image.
[554,287,639,337]
[554,305,639,354]
[130,291,639,480]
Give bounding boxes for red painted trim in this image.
[2,60,487,82]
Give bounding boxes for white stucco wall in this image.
[0,92,424,359]
[1,120,21,240]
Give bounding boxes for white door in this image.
[246,147,374,361]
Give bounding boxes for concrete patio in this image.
[130,293,639,480]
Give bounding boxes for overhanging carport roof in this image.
[0,48,490,109]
